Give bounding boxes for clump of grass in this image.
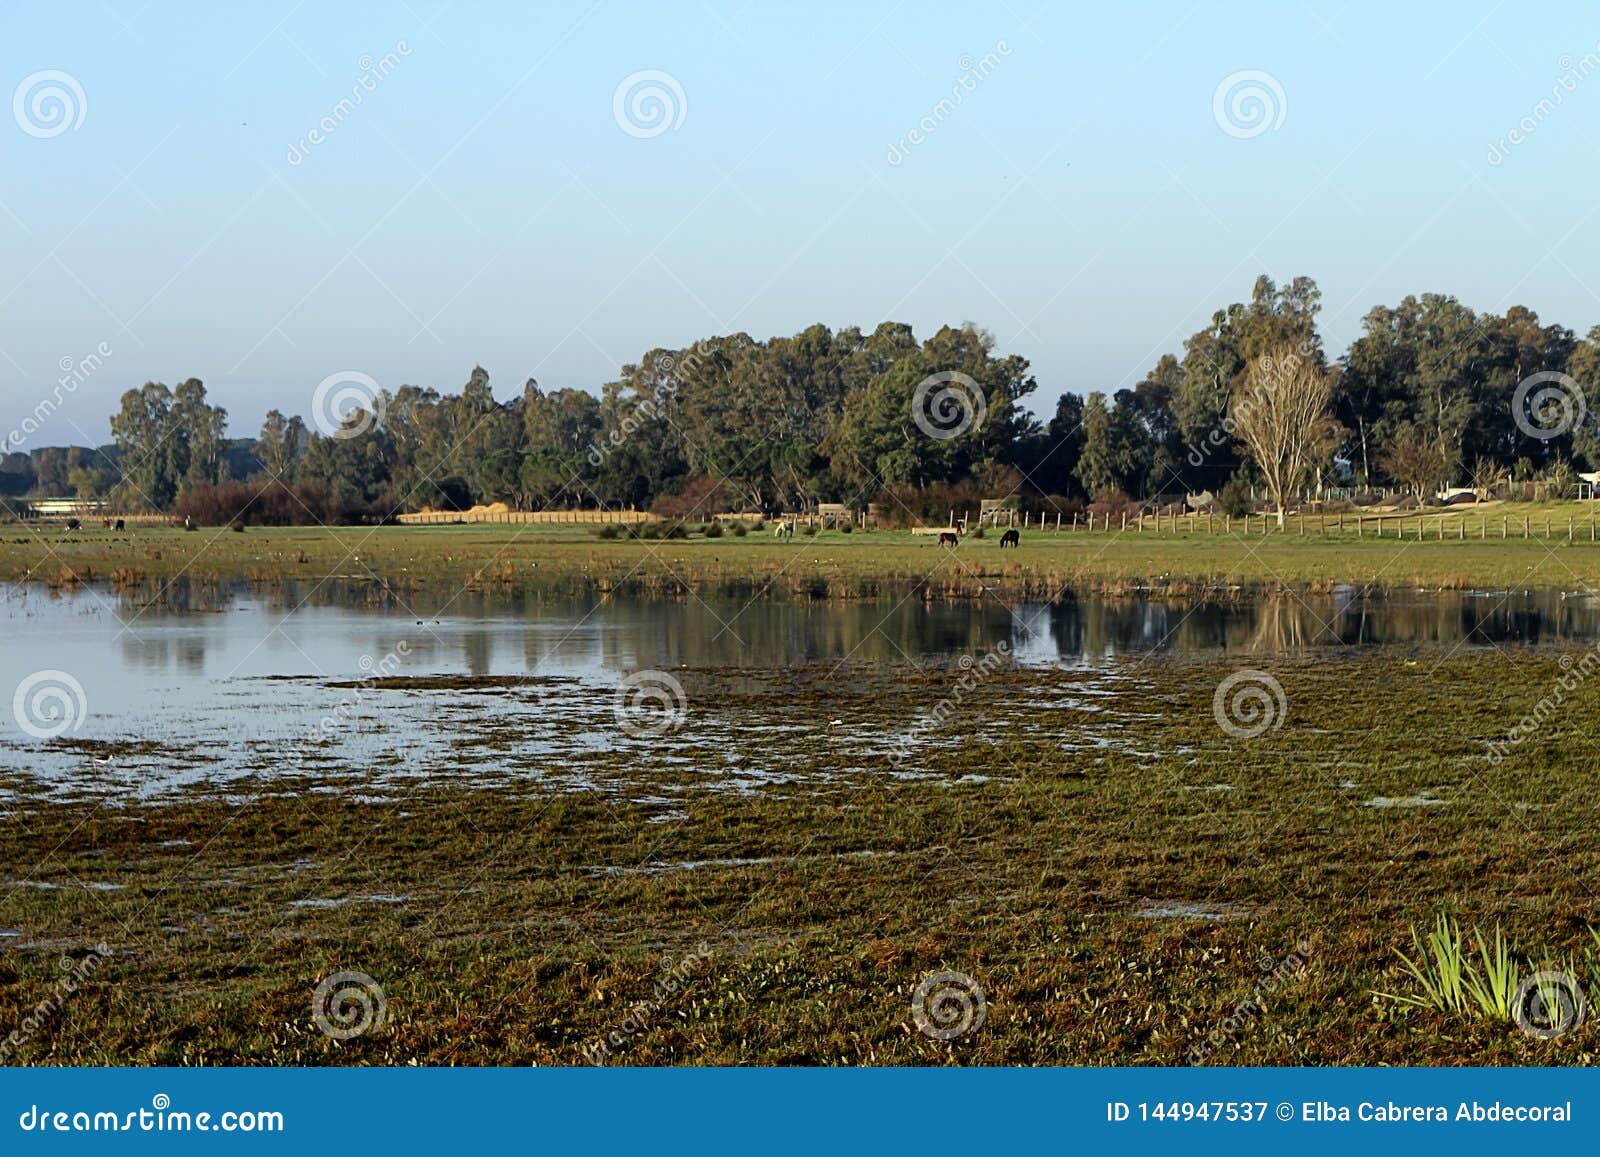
[1377,915,1474,1014]
[1375,915,1521,1019]
[704,523,724,538]
[593,525,621,540]
[802,524,818,537]
[732,524,748,537]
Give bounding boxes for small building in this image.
[815,502,852,528]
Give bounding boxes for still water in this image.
[0,582,1591,802]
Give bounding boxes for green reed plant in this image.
[1460,924,1519,1020]
[1376,914,1472,1014]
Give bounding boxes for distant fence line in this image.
[396,508,655,526]
[1027,508,1600,541]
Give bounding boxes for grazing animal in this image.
[101,518,112,529]
[774,521,794,538]
[1000,528,1020,548]
[938,531,959,547]
[114,519,125,532]
[65,518,81,531]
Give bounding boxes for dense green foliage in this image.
[10,275,1600,520]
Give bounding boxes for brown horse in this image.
[1000,528,1020,548]
[938,531,959,547]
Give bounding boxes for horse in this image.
[64,517,81,531]
[774,521,794,538]
[938,531,959,547]
[114,519,125,532]
[1000,528,1020,548]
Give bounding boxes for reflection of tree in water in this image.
[83,579,1600,667]
[1244,594,1331,652]
[592,600,1016,671]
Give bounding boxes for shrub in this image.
[802,524,818,536]
[971,527,985,539]
[704,522,724,538]
[1217,476,1254,518]
[593,524,621,540]
[732,524,748,537]
[839,522,853,534]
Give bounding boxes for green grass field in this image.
[8,500,1600,600]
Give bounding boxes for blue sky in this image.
[4,0,1600,443]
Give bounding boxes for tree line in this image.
[6,274,1598,525]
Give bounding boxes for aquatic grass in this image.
[1376,915,1472,1014]
[1461,924,1519,1020]
[5,652,1600,1064]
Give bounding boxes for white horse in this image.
[774,521,795,538]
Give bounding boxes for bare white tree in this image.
[1232,350,1339,528]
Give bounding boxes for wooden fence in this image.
[995,508,1600,541]
[396,508,655,526]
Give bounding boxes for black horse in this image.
[1000,528,1020,548]
[938,531,959,547]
